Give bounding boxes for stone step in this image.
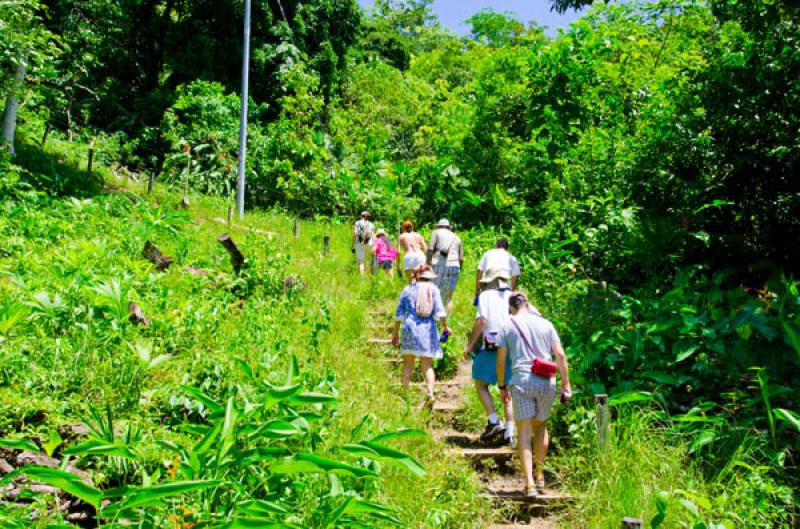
[368,338,392,345]
[432,400,460,413]
[481,488,572,505]
[489,521,558,529]
[454,447,515,460]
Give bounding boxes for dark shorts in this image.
[379,260,393,270]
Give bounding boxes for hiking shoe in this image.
[479,421,505,442]
[504,434,517,449]
[524,484,538,498]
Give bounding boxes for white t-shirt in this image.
[478,248,520,277]
[477,289,512,342]
[429,229,463,267]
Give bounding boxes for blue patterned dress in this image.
[395,283,446,358]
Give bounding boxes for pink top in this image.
[374,237,398,262]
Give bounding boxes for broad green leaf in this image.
[0,437,39,453]
[773,408,800,434]
[608,391,654,406]
[21,466,102,508]
[225,520,297,529]
[219,397,238,460]
[253,420,303,439]
[673,342,699,364]
[239,499,289,515]
[271,454,377,478]
[289,392,337,404]
[340,441,426,477]
[180,385,224,415]
[782,320,800,358]
[112,480,223,510]
[370,429,428,443]
[62,440,136,459]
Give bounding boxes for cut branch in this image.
[142,240,173,271]
[217,233,246,274]
[128,303,151,326]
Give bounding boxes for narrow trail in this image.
[365,302,572,528]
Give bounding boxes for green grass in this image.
[1,125,794,528]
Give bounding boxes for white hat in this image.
[436,218,451,228]
[480,268,511,288]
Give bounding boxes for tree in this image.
[1,0,54,153]
[465,8,524,47]
[549,0,606,14]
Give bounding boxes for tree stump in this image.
[128,303,151,326]
[217,233,245,274]
[142,241,173,271]
[621,518,643,528]
[323,235,330,256]
[178,196,190,209]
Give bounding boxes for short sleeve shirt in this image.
[498,313,560,380]
[477,289,512,341]
[354,219,374,243]
[478,248,520,277]
[429,229,463,268]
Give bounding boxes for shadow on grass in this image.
[13,138,105,198]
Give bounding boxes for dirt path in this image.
[367,304,571,528]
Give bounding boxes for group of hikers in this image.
[351,211,572,498]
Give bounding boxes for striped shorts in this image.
[433,265,460,304]
[511,375,557,421]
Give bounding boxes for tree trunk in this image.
[1,61,27,155]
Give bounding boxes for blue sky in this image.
[359,0,587,36]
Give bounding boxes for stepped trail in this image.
[363,301,572,528]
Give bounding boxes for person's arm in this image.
[552,340,571,401]
[463,317,485,359]
[497,346,510,403]
[433,286,449,333]
[475,269,482,297]
[419,234,427,252]
[510,256,520,290]
[392,291,405,347]
[392,320,401,348]
[511,275,519,290]
[351,224,357,251]
[458,238,464,268]
[427,231,437,263]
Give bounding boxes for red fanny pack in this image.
[531,357,557,379]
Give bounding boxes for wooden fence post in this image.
[371,250,378,275]
[227,205,233,225]
[87,139,95,178]
[323,235,330,256]
[595,393,610,454]
[147,172,155,195]
[294,218,300,239]
[621,517,643,528]
[217,233,246,274]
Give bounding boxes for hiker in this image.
[392,264,450,401]
[398,220,427,283]
[373,229,398,278]
[475,239,520,300]
[427,218,463,311]
[497,291,571,498]
[463,268,515,446]
[351,211,375,275]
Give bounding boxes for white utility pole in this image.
[236,0,252,219]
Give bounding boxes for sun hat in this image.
[480,268,511,288]
[361,211,370,218]
[417,268,438,281]
[376,228,387,237]
[435,218,451,228]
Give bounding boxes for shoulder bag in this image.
[510,317,557,379]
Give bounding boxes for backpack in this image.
[357,221,374,244]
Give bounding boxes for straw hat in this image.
[376,228,387,237]
[417,268,438,281]
[435,218,451,229]
[480,268,511,288]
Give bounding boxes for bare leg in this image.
[420,356,435,398]
[517,418,534,488]
[383,267,393,278]
[358,260,366,275]
[475,380,495,417]
[401,355,415,391]
[532,420,549,479]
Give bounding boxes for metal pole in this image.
[236,0,252,220]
